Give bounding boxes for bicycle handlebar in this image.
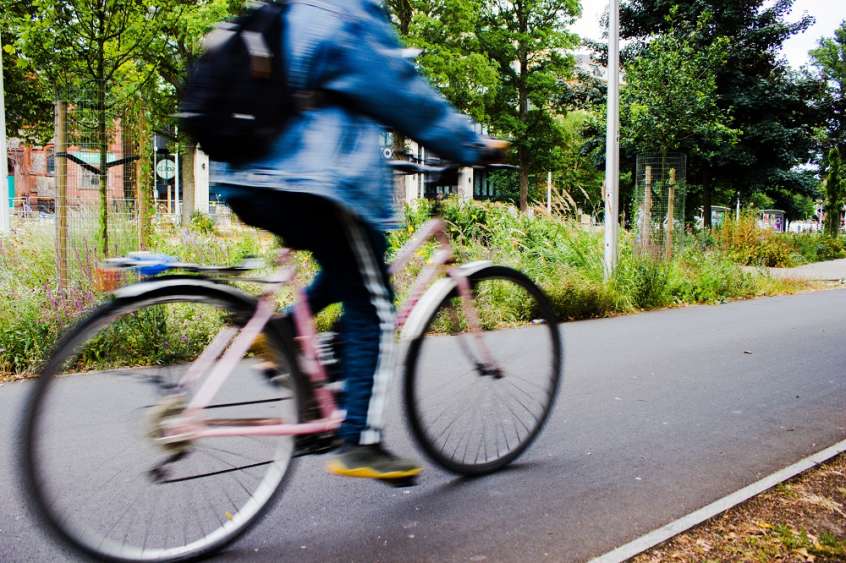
[387,160,517,176]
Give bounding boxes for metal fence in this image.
[633,154,687,259]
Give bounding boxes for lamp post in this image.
[603,0,620,280]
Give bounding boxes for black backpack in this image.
[178,1,292,165]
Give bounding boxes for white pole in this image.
[736,195,740,221]
[0,32,10,234]
[174,127,180,224]
[603,0,621,280]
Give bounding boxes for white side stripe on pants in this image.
[343,217,396,445]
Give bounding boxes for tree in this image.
[811,20,846,156]
[553,111,604,216]
[824,147,843,237]
[619,0,822,225]
[620,18,739,159]
[384,0,499,181]
[478,0,580,211]
[10,0,181,255]
[0,3,54,145]
[404,0,499,124]
[144,1,240,222]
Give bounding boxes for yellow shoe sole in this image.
[326,460,423,480]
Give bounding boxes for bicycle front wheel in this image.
[404,265,563,476]
[20,282,306,562]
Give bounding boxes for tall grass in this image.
[0,199,809,377]
[398,199,800,322]
[712,214,845,267]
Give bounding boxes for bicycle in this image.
[19,162,563,562]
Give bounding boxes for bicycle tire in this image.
[403,265,563,476]
[19,279,308,562]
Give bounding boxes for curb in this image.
[590,438,846,563]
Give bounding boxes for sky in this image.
[572,0,846,69]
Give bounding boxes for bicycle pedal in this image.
[294,434,342,457]
[259,363,291,388]
[381,476,419,488]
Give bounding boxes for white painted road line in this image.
[590,438,846,563]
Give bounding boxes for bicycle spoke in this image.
[24,294,303,560]
[408,269,561,474]
[494,382,534,436]
[425,377,479,431]
[429,378,481,445]
[505,378,549,411]
[500,382,542,425]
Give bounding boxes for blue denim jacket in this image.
[211,0,487,230]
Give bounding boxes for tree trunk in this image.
[392,4,412,205]
[517,10,529,212]
[131,106,153,249]
[55,101,68,289]
[97,75,109,255]
[180,144,195,225]
[519,148,529,211]
[703,184,712,230]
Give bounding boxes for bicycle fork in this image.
[450,271,503,379]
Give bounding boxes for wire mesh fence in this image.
[633,154,687,259]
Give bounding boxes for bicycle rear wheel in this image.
[20,282,306,562]
[403,265,562,476]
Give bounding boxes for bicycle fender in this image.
[399,261,492,343]
[113,276,250,303]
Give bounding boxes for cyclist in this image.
[213,0,505,482]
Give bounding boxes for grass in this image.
[0,198,815,377]
[635,454,846,562]
[712,214,846,267]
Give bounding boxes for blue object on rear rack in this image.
[121,253,178,276]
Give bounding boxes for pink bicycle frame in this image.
[159,219,496,444]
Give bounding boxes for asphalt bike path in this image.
[1,289,844,561]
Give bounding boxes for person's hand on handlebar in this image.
[480,138,511,164]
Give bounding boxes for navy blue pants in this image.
[222,187,396,446]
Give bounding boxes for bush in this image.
[785,234,845,263]
[190,211,217,235]
[0,199,808,377]
[714,215,797,267]
[0,221,275,376]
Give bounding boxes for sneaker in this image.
[248,334,278,373]
[327,444,422,481]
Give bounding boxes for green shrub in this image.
[786,234,846,263]
[0,199,809,377]
[714,214,846,267]
[190,211,217,235]
[714,215,797,267]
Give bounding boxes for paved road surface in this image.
[1,290,845,562]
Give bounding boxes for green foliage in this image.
[395,198,801,323]
[811,20,846,154]
[714,214,797,267]
[400,0,499,123]
[478,0,580,210]
[616,0,823,220]
[1,199,812,376]
[620,16,739,157]
[713,213,846,267]
[786,232,845,263]
[0,221,273,375]
[824,147,844,237]
[190,211,217,236]
[0,26,53,143]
